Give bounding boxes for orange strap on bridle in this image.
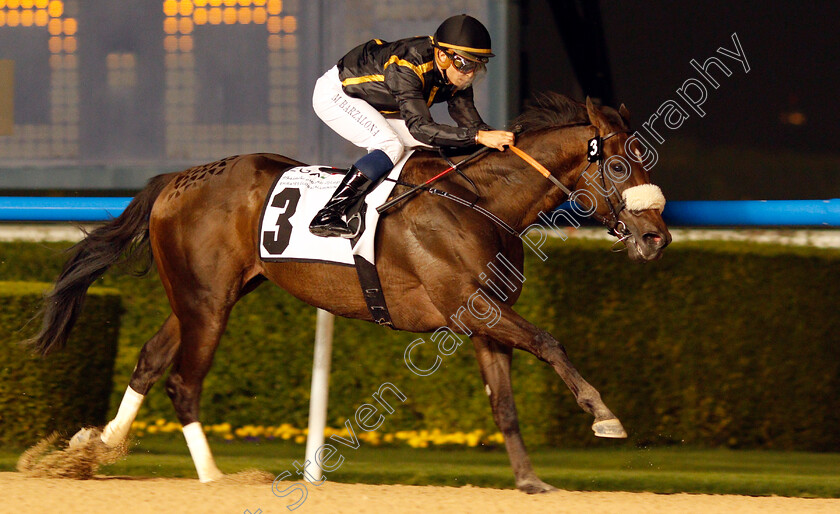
[507,141,630,240]
[508,145,550,178]
[508,144,573,196]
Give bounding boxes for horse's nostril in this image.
[643,232,663,247]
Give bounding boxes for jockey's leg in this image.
[310,65,406,238]
[309,150,393,238]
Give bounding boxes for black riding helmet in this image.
[433,14,494,63]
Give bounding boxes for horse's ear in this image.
[585,96,606,129]
[619,103,631,126]
[585,96,597,121]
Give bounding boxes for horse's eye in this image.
[611,163,624,173]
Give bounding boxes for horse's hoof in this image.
[68,427,101,449]
[516,477,558,494]
[199,470,225,483]
[592,419,628,438]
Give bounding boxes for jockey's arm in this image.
[476,130,515,151]
[449,87,514,151]
[447,87,492,131]
[398,95,481,147]
[386,66,479,147]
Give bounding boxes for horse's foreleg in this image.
[472,335,558,494]
[165,315,229,483]
[469,302,626,438]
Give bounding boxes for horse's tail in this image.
[25,172,178,356]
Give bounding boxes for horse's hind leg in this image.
[101,314,181,445]
[472,335,557,494]
[164,301,236,482]
[70,314,181,449]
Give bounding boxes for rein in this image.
[379,127,635,244]
[509,129,632,241]
[385,177,520,236]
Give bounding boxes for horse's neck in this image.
[474,129,588,231]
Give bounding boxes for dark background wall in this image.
[519,1,839,200]
[0,1,836,200]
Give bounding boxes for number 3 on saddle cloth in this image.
[258,151,415,327]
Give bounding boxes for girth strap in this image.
[352,255,395,328]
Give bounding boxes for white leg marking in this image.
[100,385,144,447]
[183,422,224,482]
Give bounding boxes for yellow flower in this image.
[488,432,505,444]
[361,431,381,446]
[147,425,159,434]
[161,422,181,433]
[407,437,428,448]
[294,434,306,444]
[223,433,234,441]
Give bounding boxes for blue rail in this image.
[0,197,132,222]
[552,199,840,227]
[661,200,840,227]
[1,197,840,227]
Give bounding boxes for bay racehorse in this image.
[25,94,670,493]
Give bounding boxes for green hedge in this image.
[0,239,838,451]
[0,281,121,448]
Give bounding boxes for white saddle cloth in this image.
[259,151,412,266]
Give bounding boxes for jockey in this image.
[309,14,515,238]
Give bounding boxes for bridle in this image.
[380,127,636,249]
[509,128,633,244]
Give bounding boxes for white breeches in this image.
[311,65,429,164]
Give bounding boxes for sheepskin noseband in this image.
[622,184,666,212]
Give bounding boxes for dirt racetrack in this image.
[2,472,839,514]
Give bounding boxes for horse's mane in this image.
[509,92,628,133]
[510,92,588,132]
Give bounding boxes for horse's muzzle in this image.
[629,228,671,262]
[620,208,671,262]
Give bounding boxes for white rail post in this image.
[303,308,334,483]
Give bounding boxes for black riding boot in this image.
[309,167,374,238]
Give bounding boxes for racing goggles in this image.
[449,52,487,74]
